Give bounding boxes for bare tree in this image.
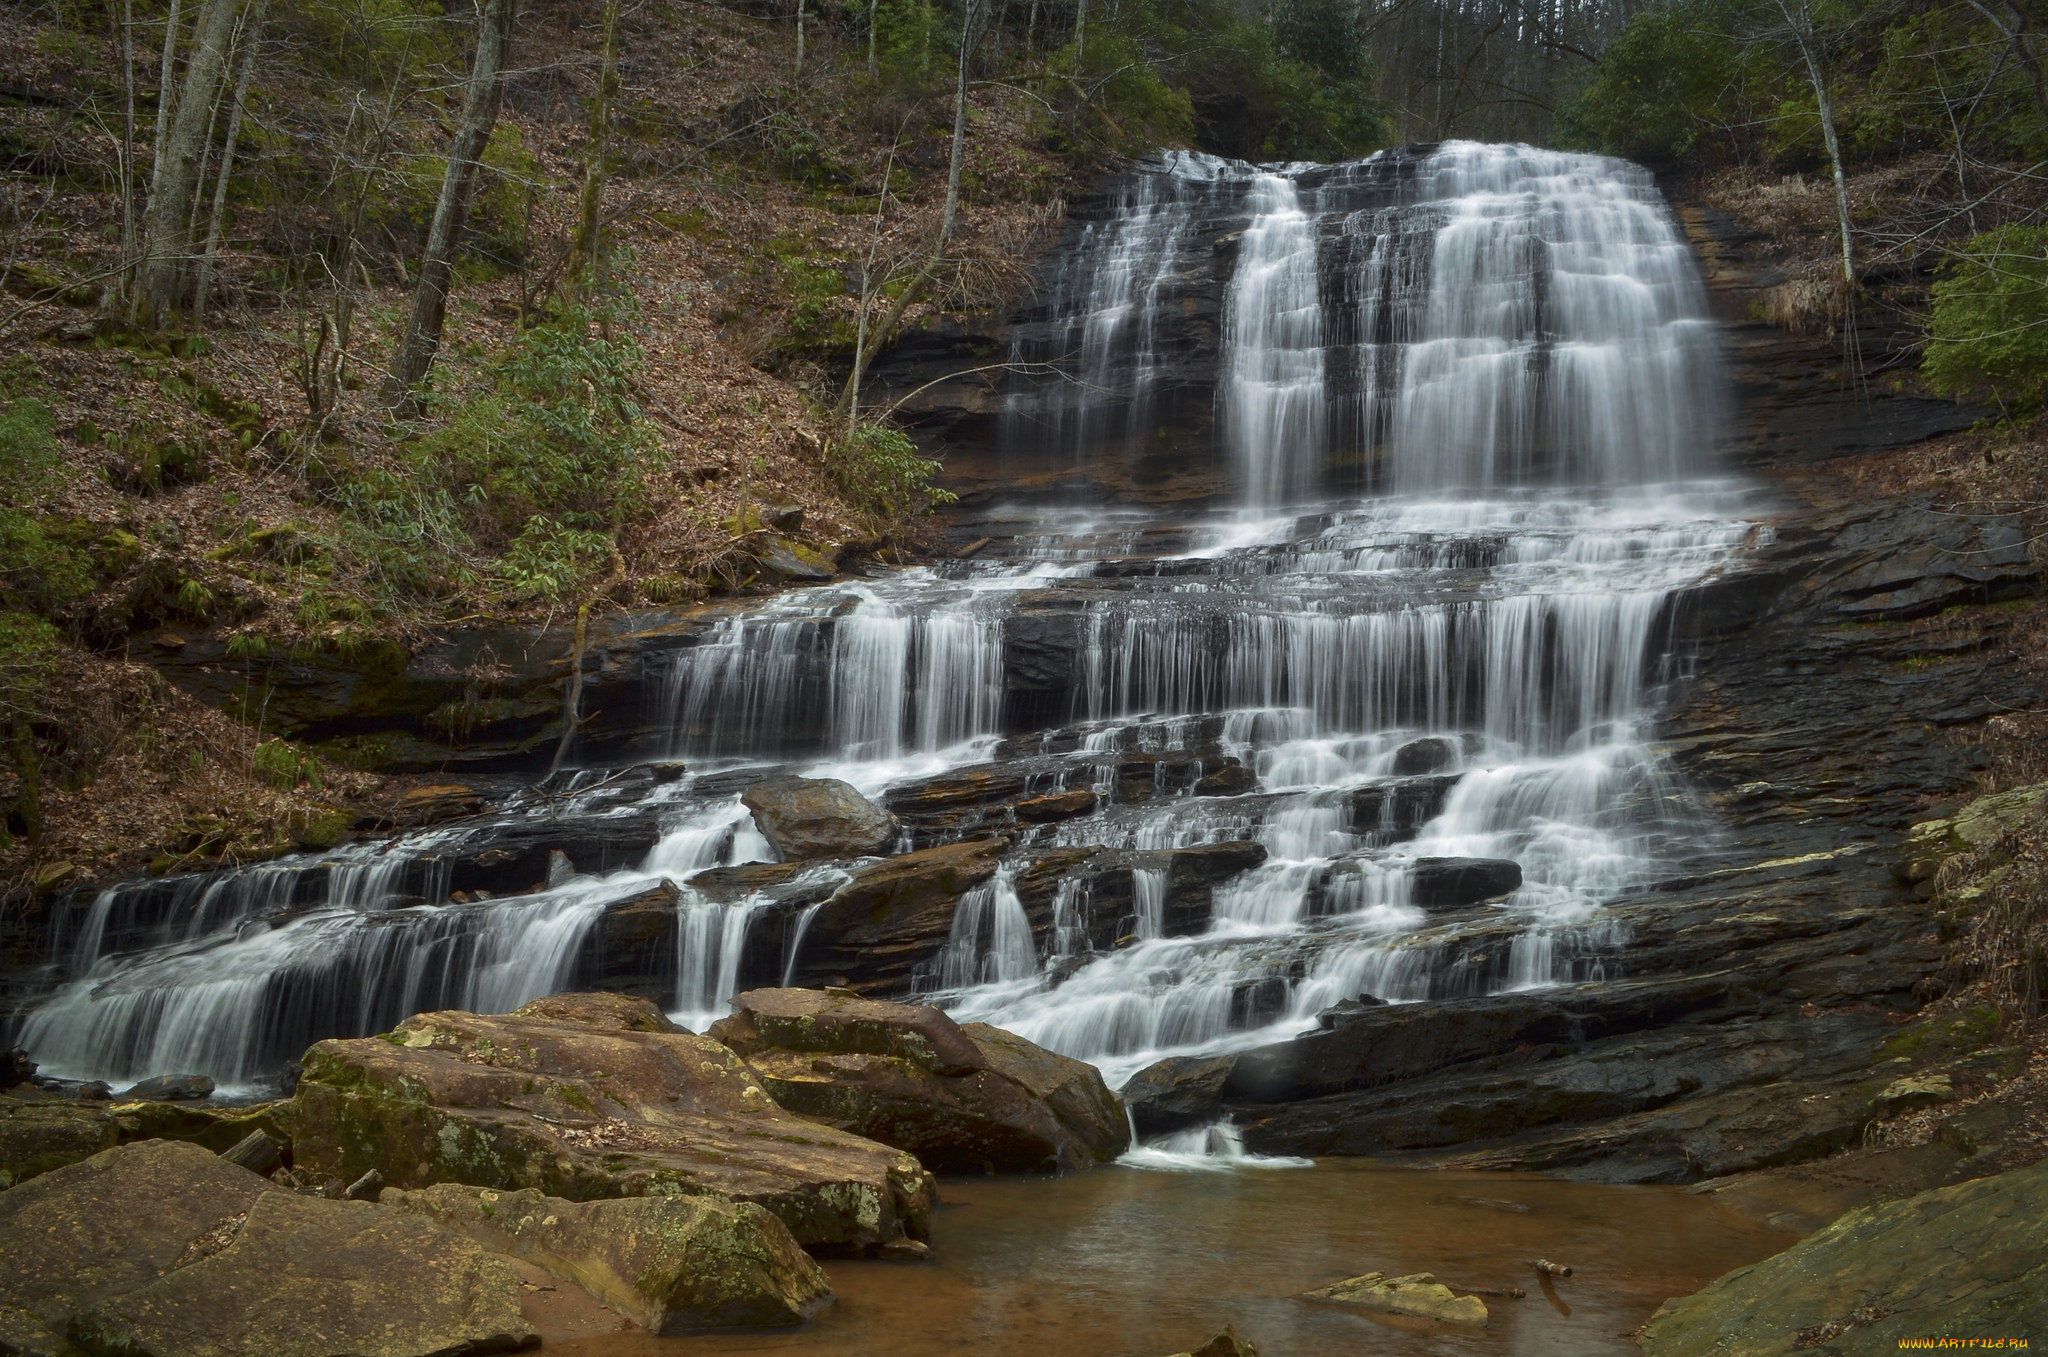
[383,0,517,413]
[131,0,247,325]
[1772,0,1856,288]
[193,0,268,327]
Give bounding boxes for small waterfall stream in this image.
[7,142,1760,1109]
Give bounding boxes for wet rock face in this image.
[782,839,1008,994]
[388,1183,833,1333]
[0,1140,535,1357]
[1409,858,1521,910]
[287,991,937,1252]
[1639,1160,2048,1355]
[742,776,898,861]
[710,988,1129,1173]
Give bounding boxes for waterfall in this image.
[1225,172,1327,507]
[5,142,1755,1105]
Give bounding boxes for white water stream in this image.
[10,144,1756,1125]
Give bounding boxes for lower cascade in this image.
[7,142,1762,1114]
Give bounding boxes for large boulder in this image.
[287,992,935,1252]
[388,1183,831,1332]
[0,1139,534,1357]
[1639,1160,2048,1355]
[742,777,897,860]
[711,988,1130,1173]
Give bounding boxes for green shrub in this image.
[832,425,955,523]
[253,737,323,790]
[1924,225,2048,414]
[0,383,96,615]
[0,611,61,712]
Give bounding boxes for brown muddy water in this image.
[547,1160,1795,1356]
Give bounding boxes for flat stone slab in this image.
[73,1191,536,1357]
[0,1139,278,1353]
[389,1182,831,1333]
[0,1139,533,1357]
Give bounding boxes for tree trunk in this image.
[795,0,806,75]
[868,0,880,72]
[382,0,516,413]
[131,0,242,327]
[561,0,619,304]
[194,0,266,327]
[1780,1,1853,287]
[940,0,981,244]
[9,716,40,845]
[835,259,935,433]
[148,0,184,199]
[107,0,138,316]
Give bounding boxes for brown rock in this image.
[388,1182,831,1332]
[785,838,1008,995]
[742,777,897,860]
[0,1140,279,1352]
[1015,789,1099,822]
[712,989,1129,1173]
[72,1190,536,1357]
[287,992,935,1252]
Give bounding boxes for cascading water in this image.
[7,143,1759,1130]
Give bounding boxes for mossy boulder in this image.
[1640,1160,2048,1355]
[711,988,1130,1173]
[388,1183,831,1332]
[1900,782,2048,890]
[286,992,934,1252]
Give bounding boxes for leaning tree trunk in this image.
[382,0,515,414]
[131,0,243,327]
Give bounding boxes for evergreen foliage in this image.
[1925,226,2048,414]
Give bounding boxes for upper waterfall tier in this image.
[1002,141,1725,505]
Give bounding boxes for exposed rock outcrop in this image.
[710,988,1129,1173]
[287,992,936,1252]
[1639,1160,2048,1355]
[388,1183,832,1332]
